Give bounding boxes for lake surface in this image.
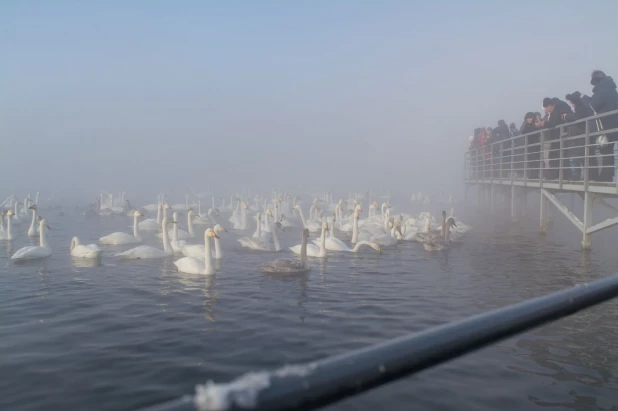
[1,199,618,411]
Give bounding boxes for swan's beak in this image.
[377,247,382,254]
[46,224,51,230]
[222,227,228,232]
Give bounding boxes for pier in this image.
[464,109,618,250]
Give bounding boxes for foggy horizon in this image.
[2,1,618,203]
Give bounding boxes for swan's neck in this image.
[256,216,262,238]
[352,241,372,252]
[214,235,222,259]
[300,234,307,266]
[188,214,194,236]
[162,220,171,252]
[30,207,37,229]
[39,223,47,248]
[272,223,280,251]
[440,215,446,236]
[133,214,140,238]
[352,215,359,244]
[241,207,247,229]
[156,206,162,224]
[319,226,326,255]
[297,208,308,229]
[35,192,39,205]
[172,217,179,242]
[204,235,213,273]
[6,216,12,238]
[211,197,215,210]
[309,205,315,220]
[198,200,202,215]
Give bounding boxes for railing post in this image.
[523,135,528,185]
[540,130,545,185]
[559,125,564,188]
[584,119,590,191]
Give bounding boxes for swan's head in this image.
[294,205,301,210]
[302,228,309,239]
[442,210,447,218]
[275,221,285,232]
[29,204,37,210]
[256,212,261,220]
[133,211,143,217]
[206,228,219,239]
[213,208,220,216]
[322,222,329,231]
[70,237,79,251]
[40,219,50,230]
[446,217,457,229]
[242,203,249,209]
[214,224,227,233]
[354,212,359,219]
[266,209,273,217]
[7,210,14,217]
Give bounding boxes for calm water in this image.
[1,201,618,411]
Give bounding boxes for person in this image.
[540,97,575,179]
[509,122,524,176]
[589,70,618,182]
[565,92,596,180]
[493,120,510,177]
[521,112,540,178]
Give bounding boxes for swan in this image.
[174,228,218,274]
[314,216,381,253]
[294,205,321,232]
[170,211,188,254]
[237,219,282,252]
[138,204,162,231]
[0,210,15,240]
[422,217,456,251]
[116,215,174,259]
[180,224,229,259]
[157,209,196,240]
[27,204,39,236]
[70,237,102,259]
[262,228,311,274]
[11,218,52,260]
[364,219,401,247]
[11,201,24,225]
[290,220,328,258]
[99,211,143,245]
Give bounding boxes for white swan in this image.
[138,204,162,231]
[27,204,39,236]
[290,220,328,258]
[174,228,218,275]
[116,215,174,259]
[70,237,102,259]
[180,224,228,259]
[170,211,188,254]
[315,217,381,253]
[11,218,52,260]
[262,228,311,273]
[99,211,143,245]
[0,210,15,240]
[422,217,456,251]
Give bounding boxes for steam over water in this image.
[1,204,617,411]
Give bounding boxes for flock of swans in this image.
[1,191,471,275]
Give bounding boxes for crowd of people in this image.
[468,70,618,182]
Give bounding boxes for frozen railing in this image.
[138,275,618,411]
[464,108,618,189]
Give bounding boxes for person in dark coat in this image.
[566,91,597,180]
[493,120,510,177]
[589,70,618,181]
[541,97,575,179]
[520,112,540,178]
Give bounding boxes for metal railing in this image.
[464,109,618,190]
[139,275,618,411]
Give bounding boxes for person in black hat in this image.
[565,92,597,180]
[589,70,618,182]
[541,97,574,179]
[520,112,540,179]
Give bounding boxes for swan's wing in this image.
[11,246,39,259]
[117,245,162,258]
[174,256,205,274]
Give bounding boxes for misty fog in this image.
[2,1,618,203]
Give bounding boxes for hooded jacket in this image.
[590,76,618,138]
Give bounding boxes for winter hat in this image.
[591,70,606,86]
[542,97,553,108]
[524,112,535,120]
[565,91,581,102]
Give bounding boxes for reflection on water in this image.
[71,256,102,268]
[1,209,618,411]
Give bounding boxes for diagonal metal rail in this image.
[139,275,618,411]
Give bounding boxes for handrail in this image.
[138,275,618,411]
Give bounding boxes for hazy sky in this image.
[2,1,617,202]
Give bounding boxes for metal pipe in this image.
[139,275,618,411]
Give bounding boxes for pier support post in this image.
[582,191,593,250]
[511,185,517,223]
[540,191,548,234]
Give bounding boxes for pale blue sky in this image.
[2,1,617,199]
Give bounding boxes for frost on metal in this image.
[194,363,317,411]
